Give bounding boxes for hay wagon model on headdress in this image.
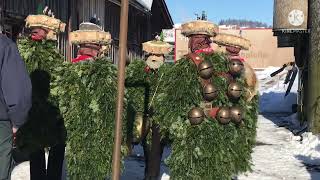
[154,19,258,179]
[125,38,172,179]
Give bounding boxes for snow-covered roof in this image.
[135,0,153,11]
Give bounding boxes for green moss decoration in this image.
[125,60,172,143]
[157,53,258,180]
[16,37,66,154]
[52,58,128,179]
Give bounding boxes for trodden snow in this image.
[11,67,320,180]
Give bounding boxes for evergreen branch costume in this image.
[126,39,172,179]
[157,20,258,179]
[14,7,67,180]
[16,9,66,156]
[212,33,259,102]
[52,19,127,179]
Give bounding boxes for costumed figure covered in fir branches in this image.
[15,7,67,180]
[126,36,172,179]
[157,19,259,179]
[52,17,127,179]
[212,33,258,102]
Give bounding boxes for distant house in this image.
[0,0,173,62]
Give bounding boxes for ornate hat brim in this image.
[181,20,219,37]
[212,33,251,50]
[142,40,172,55]
[69,30,112,45]
[25,15,66,33]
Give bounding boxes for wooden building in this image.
[0,0,173,63]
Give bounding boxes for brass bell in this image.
[228,82,243,99]
[230,106,243,124]
[188,107,205,125]
[203,83,218,101]
[198,61,214,79]
[229,59,244,76]
[132,112,144,144]
[216,107,231,125]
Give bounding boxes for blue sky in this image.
[165,0,274,26]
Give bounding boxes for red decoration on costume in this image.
[144,66,151,73]
[209,107,220,119]
[230,55,245,62]
[72,55,93,63]
[195,47,214,54]
[31,34,45,41]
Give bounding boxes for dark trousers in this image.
[143,124,165,180]
[0,120,13,180]
[30,143,65,180]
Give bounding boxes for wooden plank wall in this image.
[1,0,157,63]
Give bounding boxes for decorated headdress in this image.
[25,6,66,40]
[181,20,219,37]
[69,16,112,46]
[212,33,251,50]
[142,40,172,55]
[142,38,172,69]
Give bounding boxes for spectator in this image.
[0,33,32,180]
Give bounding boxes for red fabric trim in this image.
[195,47,214,54]
[209,107,220,119]
[230,55,245,62]
[144,66,151,73]
[72,55,93,63]
[31,34,45,41]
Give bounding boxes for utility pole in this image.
[111,0,129,179]
[307,0,320,133]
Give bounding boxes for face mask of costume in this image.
[146,55,164,69]
[188,35,212,53]
[31,28,48,41]
[226,46,241,56]
[78,44,102,58]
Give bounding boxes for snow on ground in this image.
[237,114,320,180]
[257,67,298,113]
[238,67,320,180]
[11,67,320,180]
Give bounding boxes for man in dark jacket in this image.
[0,34,32,180]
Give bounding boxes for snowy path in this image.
[238,114,320,180]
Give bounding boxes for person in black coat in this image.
[0,33,32,180]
